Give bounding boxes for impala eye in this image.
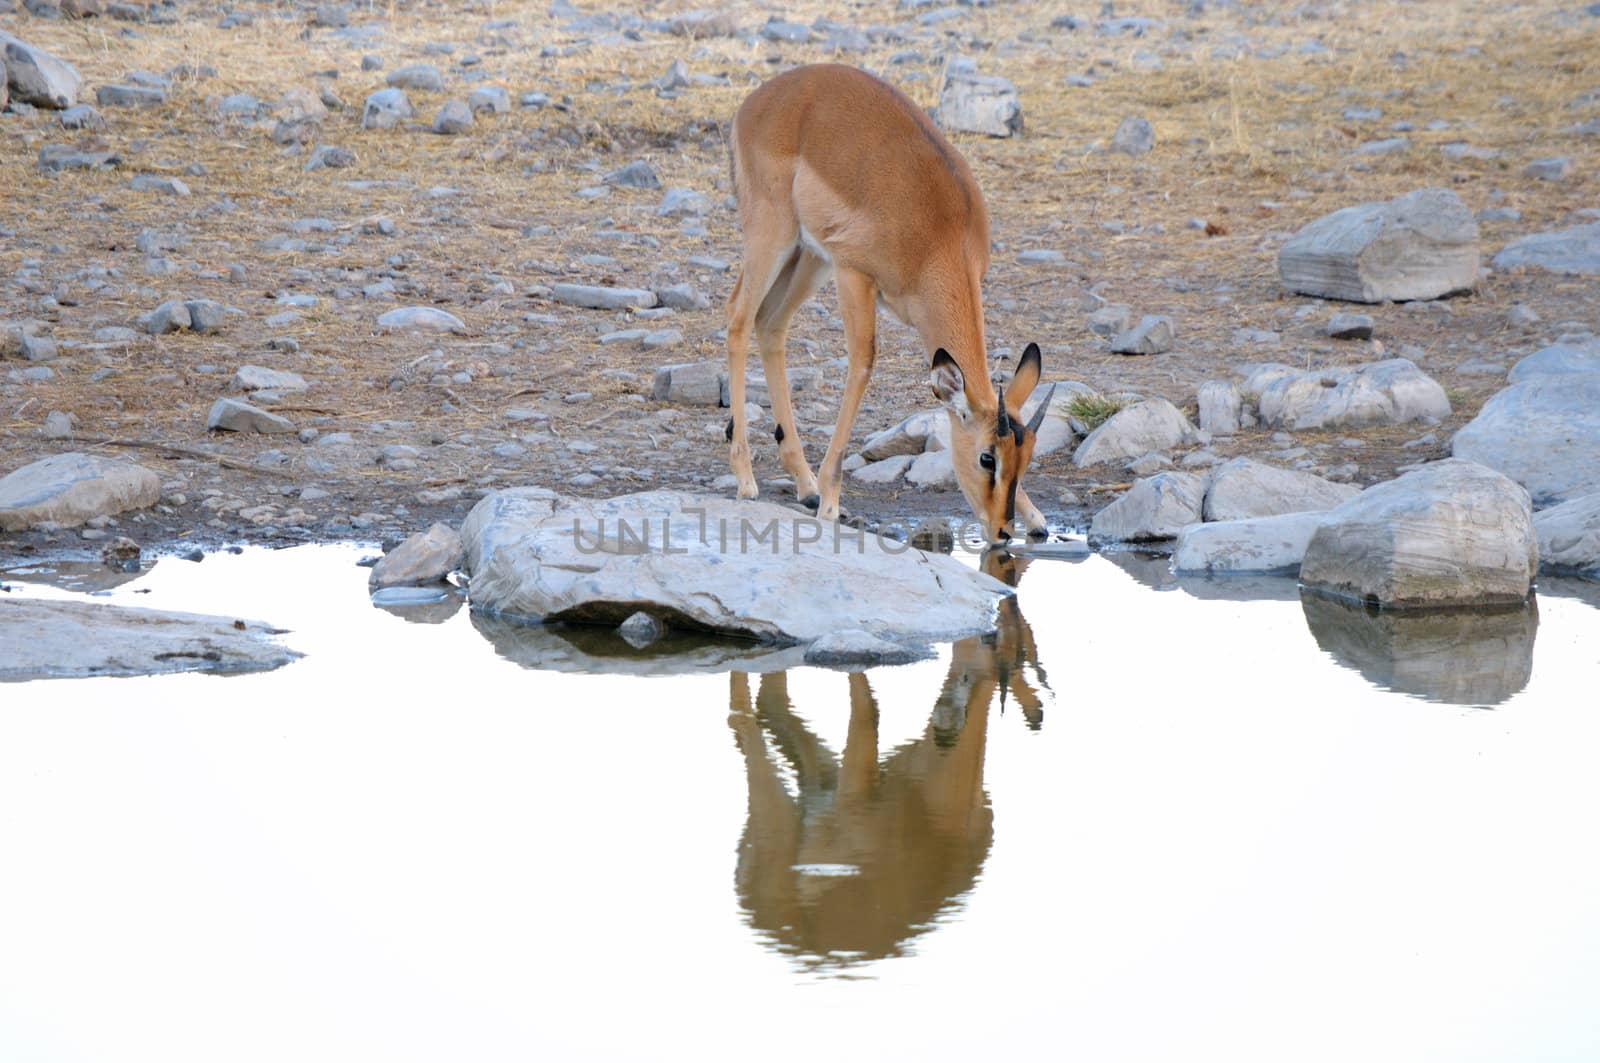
[978,451,996,472]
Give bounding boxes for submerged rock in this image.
[0,598,299,680]
[460,488,1012,644]
[1299,460,1536,609]
[1173,511,1326,575]
[0,452,160,531]
[803,629,931,667]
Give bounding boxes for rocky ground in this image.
[1,0,1598,563]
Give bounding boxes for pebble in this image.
[1327,312,1375,340]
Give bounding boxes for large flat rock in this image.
[0,598,300,681]
[1490,222,1600,276]
[460,488,1011,645]
[1450,372,1600,506]
[1202,458,1360,521]
[1300,459,1537,609]
[1278,188,1479,303]
[1172,511,1326,575]
[0,452,161,531]
[1252,358,1449,431]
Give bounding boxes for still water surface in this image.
[2,544,1598,1062]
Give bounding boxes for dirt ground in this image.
[1,0,1596,561]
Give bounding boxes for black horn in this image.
[996,384,1012,438]
[1025,384,1057,435]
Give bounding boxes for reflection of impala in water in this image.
[727,554,1046,967]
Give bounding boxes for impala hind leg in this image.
[726,214,797,500]
[815,266,878,523]
[755,249,832,505]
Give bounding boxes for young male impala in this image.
[724,63,1055,544]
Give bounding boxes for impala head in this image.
[930,342,1053,545]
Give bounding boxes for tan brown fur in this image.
[723,64,1050,542]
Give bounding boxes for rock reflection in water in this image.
[728,553,1047,969]
[1,558,152,595]
[1301,591,1539,707]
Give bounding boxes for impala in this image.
[723,63,1055,544]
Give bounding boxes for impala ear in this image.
[930,349,972,421]
[1007,342,1042,411]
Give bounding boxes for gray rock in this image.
[860,410,949,460]
[231,365,308,392]
[2,31,83,108]
[0,598,299,680]
[851,454,914,484]
[207,398,295,434]
[1451,372,1600,505]
[804,629,930,667]
[657,186,711,217]
[1300,459,1536,608]
[361,54,383,71]
[370,522,463,588]
[431,98,473,134]
[1523,157,1571,181]
[304,144,357,171]
[1109,115,1154,155]
[905,448,956,488]
[96,83,164,107]
[1110,314,1174,355]
[1088,471,1206,542]
[184,299,227,333]
[58,103,103,129]
[128,175,189,195]
[1197,380,1243,435]
[1533,493,1600,574]
[1507,339,1600,383]
[459,488,1012,643]
[759,19,812,43]
[361,87,414,129]
[1086,304,1131,337]
[656,283,708,311]
[641,328,683,350]
[42,410,74,438]
[617,610,665,648]
[935,68,1022,138]
[386,63,443,92]
[0,452,160,530]
[1491,222,1600,276]
[1302,593,1537,706]
[1017,249,1067,266]
[1327,312,1375,340]
[1173,511,1326,574]
[376,306,468,334]
[467,84,511,114]
[1254,358,1450,430]
[604,159,659,189]
[19,331,57,361]
[139,299,191,333]
[1202,457,1360,521]
[1278,188,1480,302]
[1072,398,1198,467]
[551,283,659,310]
[1354,136,1410,156]
[650,59,689,93]
[652,361,723,405]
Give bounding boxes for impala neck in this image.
[910,272,992,405]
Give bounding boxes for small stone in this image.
[617,611,664,648]
[467,84,511,115]
[207,398,295,434]
[376,306,467,334]
[1087,304,1131,337]
[184,299,227,333]
[361,87,414,129]
[1109,115,1154,155]
[128,175,190,196]
[606,159,660,189]
[139,299,190,334]
[1327,312,1375,340]
[432,99,473,135]
[231,365,308,392]
[304,144,357,171]
[386,64,443,92]
[1523,157,1572,181]
[1110,315,1175,355]
[935,66,1022,138]
[641,329,683,350]
[369,522,463,588]
[42,410,75,438]
[657,187,711,217]
[551,283,658,310]
[656,283,708,311]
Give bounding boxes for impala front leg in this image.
[1014,486,1049,538]
[816,268,878,523]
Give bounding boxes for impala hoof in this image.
[799,494,820,511]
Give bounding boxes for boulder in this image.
[1172,511,1325,575]
[1506,339,1600,383]
[1,32,83,108]
[460,488,1012,644]
[1278,188,1479,302]
[1088,472,1205,542]
[1299,460,1536,608]
[1196,380,1243,435]
[376,306,467,334]
[1253,358,1449,430]
[0,452,160,531]
[1490,222,1600,276]
[370,522,464,588]
[934,69,1022,138]
[1202,458,1360,521]
[1532,493,1600,575]
[1301,592,1536,707]
[1450,372,1600,505]
[1072,398,1197,467]
[207,398,294,434]
[0,598,299,681]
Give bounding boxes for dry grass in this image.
[0,0,1596,532]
